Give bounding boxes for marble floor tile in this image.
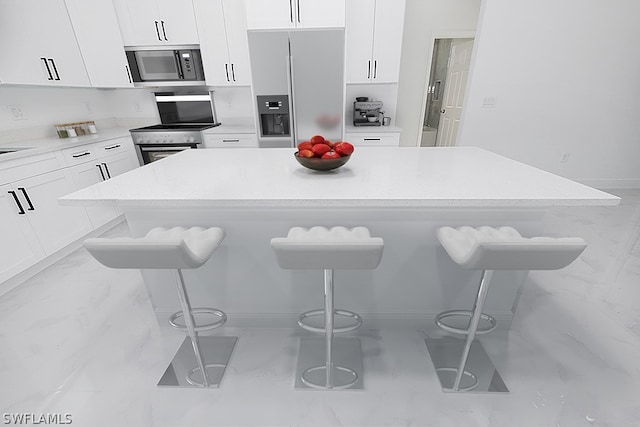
[1,190,640,426]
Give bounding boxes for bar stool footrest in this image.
[435,310,497,335]
[169,308,227,332]
[298,309,362,333]
[435,367,478,392]
[301,365,358,390]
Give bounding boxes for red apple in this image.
[334,142,354,156]
[311,143,331,157]
[297,141,313,151]
[321,151,341,159]
[298,149,314,158]
[310,135,325,145]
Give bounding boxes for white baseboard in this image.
[0,216,124,298]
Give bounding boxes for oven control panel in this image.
[131,131,202,145]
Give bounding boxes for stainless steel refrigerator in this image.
[248,29,345,148]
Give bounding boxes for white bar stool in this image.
[427,226,587,393]
[84,226,237,388]
[271,226,384,390]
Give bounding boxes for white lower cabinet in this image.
[0,184,46,283]
[5,170,93,257]
[203,134,258,148]
[67,162,118,228]
[346,132,400,146]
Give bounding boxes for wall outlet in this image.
[226,100,233,110]
[481,97,497,108]
[7,105,27,120]
[85,102,93,114]
[561,153,570,163]
[134,103,142,112]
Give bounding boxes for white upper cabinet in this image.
[194,0,251,86]
[0,0,90,86]
[245,0,345,30]
[345,0,405,84]
[65,0,134,88]
[113,0,199,46]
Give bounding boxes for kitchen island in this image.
[60,147,620,329]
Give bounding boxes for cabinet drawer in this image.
[97,138,130,155]
[0,151,65,185]
[61,144,99,166]
[346,133,400,146]
[203,135,258,148]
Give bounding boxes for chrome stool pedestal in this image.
[271,226,384,390]
[427,226,587,393]
[84,226,237,389]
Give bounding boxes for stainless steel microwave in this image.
[125,48,205,85]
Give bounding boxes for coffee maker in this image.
[353,97,383,126]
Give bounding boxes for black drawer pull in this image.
[104,144,121,150]
[222,139,240,143]
[364,138,381,141]
[8,191,25,215]
[72,152,91,158]
[18,187,34,211]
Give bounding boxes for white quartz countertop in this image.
[0,128,133,162]
[59,147,620,209]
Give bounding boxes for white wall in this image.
[458,0,640,188]
[396,0,481,147]
[0,86,157,143]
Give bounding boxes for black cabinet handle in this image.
[161,20,168,41]
[373,60,377,79]
[296,0,301,23]
[104,144,121,151]
[101,162,111,179]
[364,138,381,141]
[225,64,230,82]
[72,152,91,158]
[231,64,236,81]
[18,187,34,211]
[289,0,293,23]
[41,57,53,80]
[96,164,106,181]
[125,65,132,84]
[154,21,161,41]
[367,60,371,79]
[222,139,240,143]
[48,59,60,80]
[8,191,25,215]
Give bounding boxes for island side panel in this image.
[125,207,546,330]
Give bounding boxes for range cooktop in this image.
[131,123,221,132]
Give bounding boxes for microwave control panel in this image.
[178,50,197,80]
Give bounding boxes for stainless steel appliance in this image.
[130,90,220,165]
[353,100,384,126]
[125,47,205,86]
[248,29,344,148]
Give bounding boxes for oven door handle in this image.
[138,145,195,152]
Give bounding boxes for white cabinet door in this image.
[156,0,199,45]
[0,0,89,86]
[101,151,138,178]
[345,0,375,84]
[371,0,405,83]
[65,0,133,88]
[15,170,92,255]
[196,0,252,86]
[297,0,345,28]
[245,0,296,29]
[345,0,404,84]
[0,184,46,283]
[223,0,252,85]
[112,0,163,46]
[67,162,118,228]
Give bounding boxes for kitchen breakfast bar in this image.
[59,147,619,330]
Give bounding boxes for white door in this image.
[17,170,93,255]
[244,0,295,29]
[155,0,200,44]
[297,0,345,28]
[370,0,405,83]
[194,0,231,86]
[67,162,118,228]
[65,0,133,88]
[345,0,375,83]
[224,0,252,85]
[0,0,89,86]
[0,184,46,283]
[436,38,474,147]
[112,0,163,46]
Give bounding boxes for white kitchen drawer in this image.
[0,151,65,185]
[345,132,400,146]
[96,138,131,156]
[61,144,99,166]
[203,134,258,148]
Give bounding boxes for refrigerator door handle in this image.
[286,55,296,146]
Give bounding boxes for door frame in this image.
[415,30,476,147]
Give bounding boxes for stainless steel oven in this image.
[130,90,221,165]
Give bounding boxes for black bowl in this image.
[294,152,351,171]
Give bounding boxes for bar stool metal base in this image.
[295,337,364,390]
[158,336,237,388]
[425,338,508,393]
